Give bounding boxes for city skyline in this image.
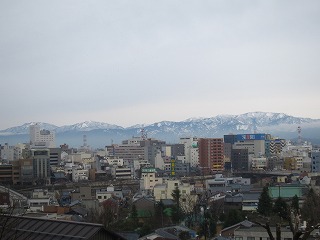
[1,1,320,130]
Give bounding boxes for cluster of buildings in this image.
[0,124,319,186]
[1,124,320,239]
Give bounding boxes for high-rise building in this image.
[231,148,249,171]
[198,138,224,173]
[180,137,199,167]
[30,124,55,148]
[31,149,51,183]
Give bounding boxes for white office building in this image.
[30,124,55,148]
[180,137,199,167]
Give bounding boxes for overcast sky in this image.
[1,1,320,129]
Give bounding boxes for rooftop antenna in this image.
[141,128,147,140]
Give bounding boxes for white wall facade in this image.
[30,124,55,148]
[180,137,199,167]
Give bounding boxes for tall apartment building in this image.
[198,138,224,173]
[30,124,55,148]
[180,137,199,167]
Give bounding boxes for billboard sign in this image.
[237,134,266,141]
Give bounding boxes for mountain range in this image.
[1,112,320,148]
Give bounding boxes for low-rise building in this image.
[140,168,163,191]
[72,167,89,182]
[111,166,133,179]
[153,179,191,202]
[96,186,123,203]
[27,189,56,212]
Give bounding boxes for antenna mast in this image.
[141,128,147,140]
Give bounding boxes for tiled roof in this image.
[0,215,125,240]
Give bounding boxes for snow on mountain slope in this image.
[0,122,58,135]
[55,121,123,133]
[1,112,320,138]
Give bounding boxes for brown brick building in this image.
[198,138,224,173]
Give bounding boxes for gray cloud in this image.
[1,0,320,129]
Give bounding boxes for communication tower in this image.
[141,128,147,140]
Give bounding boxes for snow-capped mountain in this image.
[1,112,320,147]
[55,121,123,133]
[0,122,58,136]
[139,112,320,140]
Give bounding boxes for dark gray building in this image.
[231,148,249,172]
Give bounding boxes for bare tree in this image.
[0,204,25,240]
[254,188,320,240]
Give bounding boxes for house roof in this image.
[242,192,261,201]
[133,196,155,204]
[0,215,125,240]
[221,220,254,233]
[153,225,197,240]
[117,231,140,240]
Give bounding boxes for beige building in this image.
[153,179,191,201]
[140,168,163,190]
[153,179,197,214]
[251,157,267,170]
[30,124,55,148]
[233,139,265,157]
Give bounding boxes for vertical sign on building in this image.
[171,158,175,176]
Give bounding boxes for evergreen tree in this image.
[171,186,182,222]
[223,209,244,228]
[291,195,299,214]
[273,197,288,221]
[257,186,273,216]
[301,188,320,227]
[171,186,181,208]
[130,204,138,219]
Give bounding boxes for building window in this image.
[235,237,243,240]
[247,237,255,240]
